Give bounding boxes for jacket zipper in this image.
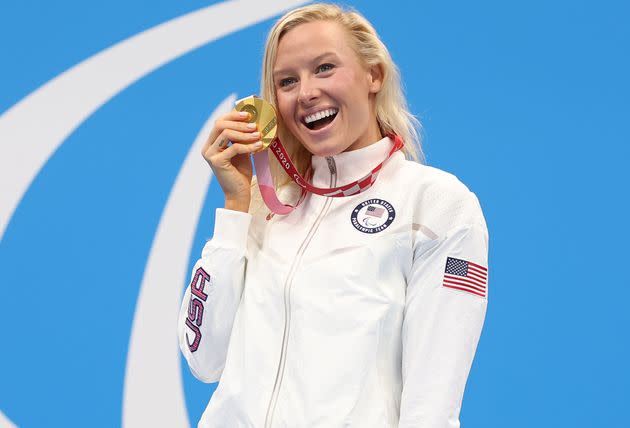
[264,157,338,428]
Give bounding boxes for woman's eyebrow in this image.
[273,52,340,78]
[272,68,291,79]
[310,52,339,63]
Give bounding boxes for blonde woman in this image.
[179,3,489,427]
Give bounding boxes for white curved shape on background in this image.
[0,0,308,242]
[123,94,236,428]
[0,411,18,428]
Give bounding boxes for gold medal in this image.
[234,95,278,149]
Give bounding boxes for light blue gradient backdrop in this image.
[1,1,628,427]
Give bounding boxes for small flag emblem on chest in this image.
[365,205,385,217]
[442,257,488,298]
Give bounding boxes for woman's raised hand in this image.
[202,110,263,212]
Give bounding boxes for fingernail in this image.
[246,123,257,129]
[252,132,260,138]
[239,111,249,117]
[254,141,263,148]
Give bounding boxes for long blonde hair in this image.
[260,3,423,188]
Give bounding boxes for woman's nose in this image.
[297,78,320,105]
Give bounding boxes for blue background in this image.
[1,1,628,426]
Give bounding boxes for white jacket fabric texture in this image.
[178,136,489,428]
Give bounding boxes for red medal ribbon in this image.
[253,134,404,215]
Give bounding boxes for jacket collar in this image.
[310,136,395,187]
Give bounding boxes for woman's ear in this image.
[368,63,384,94]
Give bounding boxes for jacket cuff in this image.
[211,208,252,249]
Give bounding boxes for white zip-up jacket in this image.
[178,136,489,428]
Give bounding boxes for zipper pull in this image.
[325,157,337,175]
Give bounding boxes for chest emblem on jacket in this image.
[350,199,396,234]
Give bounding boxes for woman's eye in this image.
[278,77,296,88]
[316,63,335,73]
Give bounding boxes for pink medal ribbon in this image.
[252,134,404,215]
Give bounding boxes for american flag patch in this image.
[442,257,488,298]
[365,205,385,217]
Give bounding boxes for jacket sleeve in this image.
[398,192,489,427]
[177,208,252,383]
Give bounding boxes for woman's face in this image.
[273,20,383,157]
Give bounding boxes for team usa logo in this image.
[351,199,396,234]
[186,267,211,352]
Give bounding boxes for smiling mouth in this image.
[303,108,338,131]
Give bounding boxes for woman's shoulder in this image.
[395,158,476,201]
[395,158,487,233]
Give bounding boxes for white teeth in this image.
[304,108,338,124]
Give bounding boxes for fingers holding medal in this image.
[202,96,277,166]
[202,110,260,164]
[201,96,277,208]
